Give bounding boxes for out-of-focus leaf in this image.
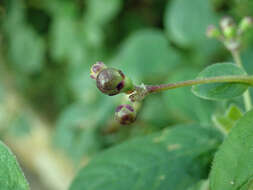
[139,95,172,128]
[192,63,248,100]
[70,125,221,190]
[53,91,131,163]
[164,0,219,57]
[231,0,253,17]
[2,0,24,31]
[7,27,45,73]
[50,16,87,65]
[85,0,122,25]
[210,110,253,190]
[53,104,100,164]
[242,46,253,75]
[8,114,31,137]
[68,69,100,103]
[0,141,29,190]
[110,29,180,82]
[3,0,45,73]
[82,0,123,48]
[164,66,216,125]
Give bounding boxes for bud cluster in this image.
[91,62,138,125]
[206,16,253,51]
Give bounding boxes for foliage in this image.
[1,0,253,190]
[210,109,253,190]
[0,141,29,190]
[70,125,221,190]
[192,63,248,100]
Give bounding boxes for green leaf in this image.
[70,125,221,190]
[110,29,180,82]
[192,63,248,100]
[212,104,243,134]
[210,109,253,190]
[0,141,29,190]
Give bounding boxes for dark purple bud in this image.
[115,104,136,125]
[90,61,107,80]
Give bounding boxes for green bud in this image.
[239,16,253,33]
[220,16,236,39]
[206,25,221,38]
[115,104,136,125]
[96,68,134,96]
[90,61,107,79]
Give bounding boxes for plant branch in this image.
[146,75,253,94]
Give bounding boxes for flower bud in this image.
[206,25,221,38]
[220,16,236,39]
[90,61,107,79]
[96,68,134,96]
[115,104,136,125]
[239,16,253,33]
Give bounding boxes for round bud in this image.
[90,61,107,79]
[239,16,253,33]
[96,68,134,96]
[220,16,236,39]
[206,25,221,38]
[115,104,136,125]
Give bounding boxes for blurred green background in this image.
[0,0,253,189]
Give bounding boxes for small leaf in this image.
[0,141,29,190]
[192,63,249,100]
[164,0,219,56]
[212,104,243,134]
[110,29,180,82]
[210,109,253,190]
[226,104,244,121]
[70,125,221,190]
